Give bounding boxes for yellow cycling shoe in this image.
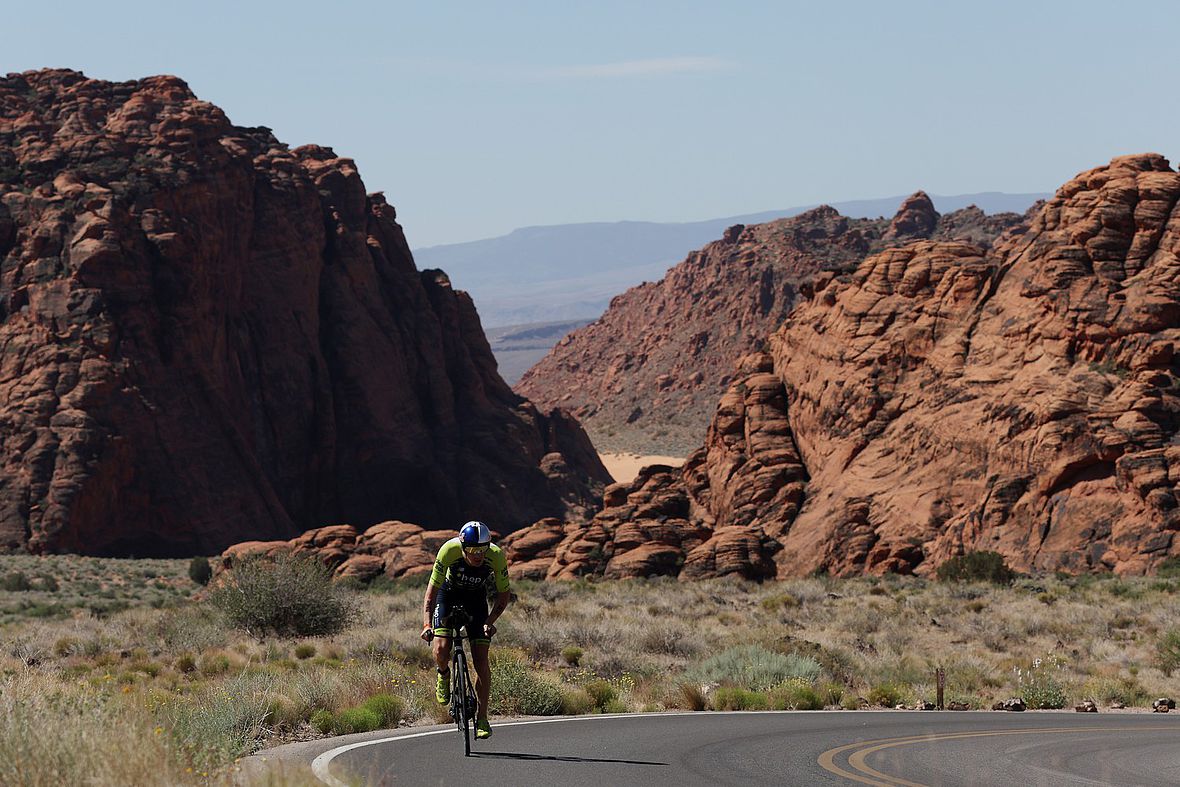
[435,670,450,705]
[475,718,492,739]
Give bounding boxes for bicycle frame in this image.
[446,609,479,756]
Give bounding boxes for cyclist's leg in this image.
[466,595,492,723]
[471,642,491,721]
[431,589,454,701]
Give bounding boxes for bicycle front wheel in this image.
[452,652,471,756]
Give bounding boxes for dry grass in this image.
[3,557,1180,782]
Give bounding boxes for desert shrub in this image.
[769,678,824,710]
[294,643,317,660]
[1082,675,1149,707]
[488,652,562,716]
[841,693,862,710]
[394,644,435,671]
[208,553,359,637]
[333,706,381,734]
[816,680,844,707]
[685,645,822,691]
[311,709,335,734]
[360,693,404,728]
[936,551,1015,584]
[760,592,800,611]
[638,621,697,656]
[1154,629,1180,676]
[1,571,31,591]
[712,687,769,710]
[156,604,227,653]
[1016,656,1067,709]
[601,698,629,713]
[679,683,707,711]
[175,653,197,673]
[867,682,907,707]
[561,646,583,666]
[560,687,595,715]
[262,692,301,730]
[52,637,82,658]
[163,673,273,773]
[583,679,617,711]
[198,651,231,676]
[188,557,213,586]
[34,574,59,592]
[1156,556,1180,578]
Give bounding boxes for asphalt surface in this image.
[254,710,1180,786]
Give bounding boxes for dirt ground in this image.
[598,452,685,484]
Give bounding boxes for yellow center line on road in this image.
[818,726,1177,786]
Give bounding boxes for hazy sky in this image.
[5,1,1178,247]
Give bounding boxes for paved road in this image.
[256,711,1180,786]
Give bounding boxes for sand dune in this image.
[599,453,684,484]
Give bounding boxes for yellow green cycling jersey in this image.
[428,538,510,594]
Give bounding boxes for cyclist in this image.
[421,520,512,740]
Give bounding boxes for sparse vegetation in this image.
[936,551,1016,584]
[3,557,1180,783]
[208,553,360,637]
[188,556,213,586]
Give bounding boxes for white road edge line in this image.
[310,710,814,786]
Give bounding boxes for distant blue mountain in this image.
[414,192,1048,327]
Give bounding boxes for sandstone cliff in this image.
[516,195,1023,455]
[0,69,610,556]
[501,155,1180,578]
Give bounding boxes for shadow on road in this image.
[472,751,667,766]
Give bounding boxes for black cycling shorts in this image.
[431,587,491,645]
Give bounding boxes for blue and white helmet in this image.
[459,520,491,547]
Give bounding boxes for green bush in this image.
[360,694,403,728]
[936,551,1015,584]
[1017,657,1067,709]
[867,683,907,707]
[770,678,824,710]
[489,653,562,716]
[712,687,769,710]
[559,688,594,715]
[332,707,382,735]
[208,553,359,637]
[1,571,31,592]
[685,645,822,690]
[311,709,335,734]
[294,643,317,660]
[1156,556,1180,578]
[1155,629,1180,677]
[188,557,213,586]
[583,680,617,711]
[561,646,583,666]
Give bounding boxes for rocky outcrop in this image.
[221,521,455,582]
[517,199,1024,455]
[505,154,1180,578]
[771,154,1180,576]
[0,69,610,556]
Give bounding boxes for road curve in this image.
[255,710,1180,786]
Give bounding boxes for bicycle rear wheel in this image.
[452,652,472,756]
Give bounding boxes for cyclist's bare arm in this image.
[487,590,511,626]
[421,582,440,639]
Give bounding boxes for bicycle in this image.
[426,607,479,756]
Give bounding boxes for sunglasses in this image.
[463,546,488,555]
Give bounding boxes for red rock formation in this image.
[506,154,1180,578]
[221,521,455,582]
[0,69,609,556]
[773,154,1180,576]
[517,200,1024,455]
